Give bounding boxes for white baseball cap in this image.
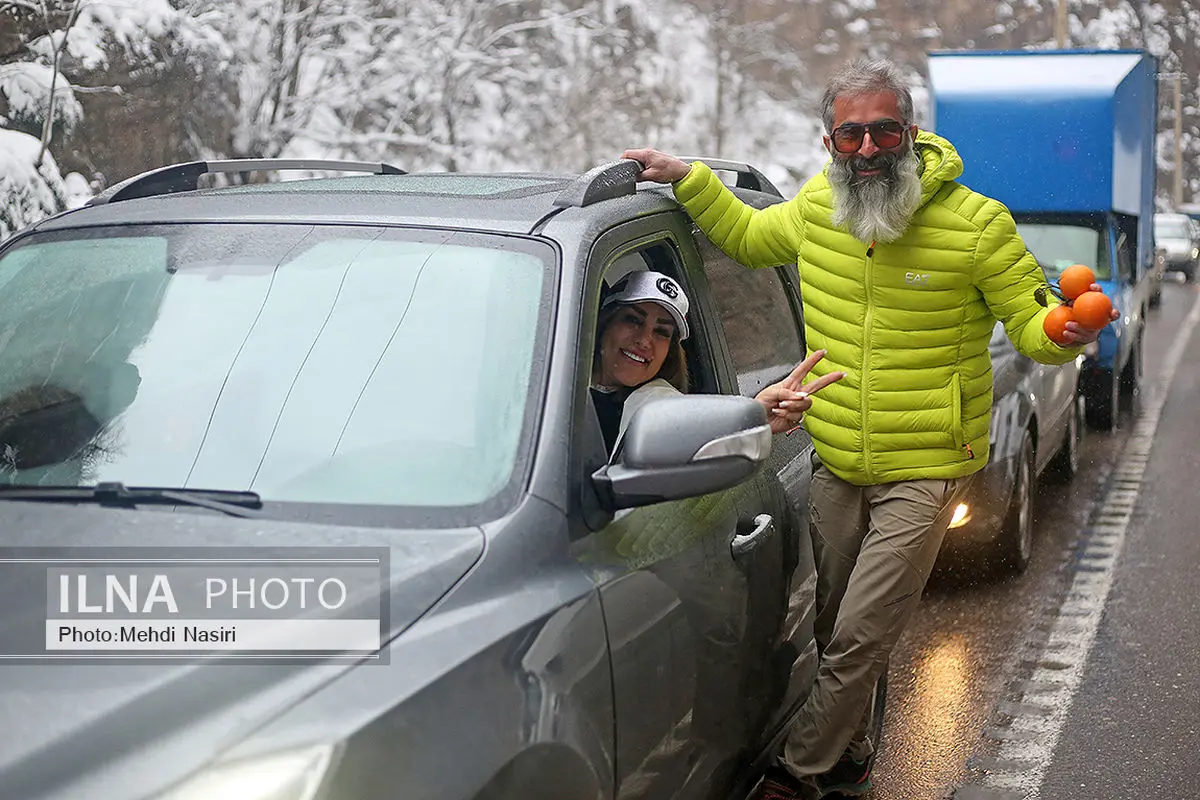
[601,271,691,340]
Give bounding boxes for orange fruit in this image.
[1043,304,1076,345]
[1058,264,1096,300]
[1072,290,1114,330]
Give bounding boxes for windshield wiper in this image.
[0,482,264,518]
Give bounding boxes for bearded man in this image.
[624,57,1114,800]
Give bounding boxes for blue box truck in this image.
[927,49,1157,430]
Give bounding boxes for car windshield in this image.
[0,223,552,515]
[1155,218,1192,239]
[1015,222,1110,281]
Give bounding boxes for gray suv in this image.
[0,159,881,799]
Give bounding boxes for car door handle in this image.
[731,514,775,559]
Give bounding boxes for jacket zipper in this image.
[951,373,973,459]
[951,373,963,449]
[862,240,876,482]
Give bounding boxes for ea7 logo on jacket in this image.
[904,272,931,285]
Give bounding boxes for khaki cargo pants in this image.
[781,457,975,777]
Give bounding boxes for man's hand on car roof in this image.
[621,148,692,184]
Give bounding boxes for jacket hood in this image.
[913,130,964,206]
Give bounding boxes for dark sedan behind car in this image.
[938,321,1084,574]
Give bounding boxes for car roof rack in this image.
[679,157,783,198]
[88,159,407,205]
[553,159,644,208]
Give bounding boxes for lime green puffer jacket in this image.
[673,131,1079,485]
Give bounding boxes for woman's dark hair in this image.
[593,303,690,393]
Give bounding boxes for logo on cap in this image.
[656,277,678,298]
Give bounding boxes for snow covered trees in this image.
[5,0,1197,240]
[0,0,215,235]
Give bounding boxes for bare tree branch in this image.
[70,84,124,95]
[35,0,81,166]
[475,7,588,52]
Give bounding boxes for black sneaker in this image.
[814,752,873,797]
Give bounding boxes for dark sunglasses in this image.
[830,119,908,154]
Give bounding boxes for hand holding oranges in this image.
[1041,264,1118,346]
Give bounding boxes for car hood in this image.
[0,500,484,798]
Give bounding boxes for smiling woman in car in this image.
[590,270,842,454]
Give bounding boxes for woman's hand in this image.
[756,349,845,435]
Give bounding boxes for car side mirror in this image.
[590,394,771,511]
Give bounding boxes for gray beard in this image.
[828,143,923,244]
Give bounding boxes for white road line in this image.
[974,292,1200,799]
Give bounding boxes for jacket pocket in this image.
[950,374,964,450]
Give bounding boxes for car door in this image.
[568,218,780,800]
[1031,263,1074,467]
[683,205,819,743]
[1035,359,1078,471]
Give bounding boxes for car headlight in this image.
[1192,247,1199,260]
[156,745,336,800]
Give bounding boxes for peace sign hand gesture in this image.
[754,349,846,435]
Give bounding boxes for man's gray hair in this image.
[821,58,915,133]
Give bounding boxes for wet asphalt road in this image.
[1038,281,1200,800]
[867,278,1200,800]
